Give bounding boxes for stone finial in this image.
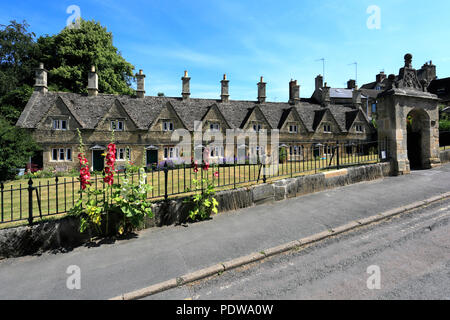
[404,53,413,68]
[181,70,191,100]
[136,69,146,98]
[34,62,48,94]
[257,76,266,103]
[88,65,98,96]
[221,74,229,103]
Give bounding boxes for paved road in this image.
[149,198,450,300]
[0,164,449,299]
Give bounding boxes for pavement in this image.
[0,163,449,299]
[148,197,450,300]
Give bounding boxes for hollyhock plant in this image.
[78,152,91,190]
[104,143,116,185]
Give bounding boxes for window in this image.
[253,124,262,132]
[51,148,72,161]
[66,148,72,161]
[355,124,364,133]
[210,123,220,131]
[115,148,130,161]
[163,121,174,132]
[324,124,331,133]
[111,120,124,131]
[52,149,58,161]
[371,103,377,113]
[52,119,67,130]
[289,124,298,133]
[164,147,179,159]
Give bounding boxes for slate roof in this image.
[16,91,372,134]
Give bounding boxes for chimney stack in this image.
[220,74,229,103]
[347,79,356,89]
[352,85,362,108]
[321,82,330,106]
[136,69,146,98]
[315,75,323,91]
[257,76,266,103]
[34,63,48,94]
[88,66,98,96]
[289,79,300,104]
[181,70,190,101]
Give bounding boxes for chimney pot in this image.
[221,74,230,103]
[136,69,146,98]
[34,62,48,94]
[88,66,98,96]
[289,79,300,104]
[182,71,191,100]
[257,76,266,103]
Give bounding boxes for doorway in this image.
[92,150,105,172]
[406,109,430,170]
[146,149,158,167]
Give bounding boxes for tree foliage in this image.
[37,19,135,95]
[0,117,39,181]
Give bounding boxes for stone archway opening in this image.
[406,108,431,170]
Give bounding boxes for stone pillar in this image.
[377,54,441,175]
[136,69,146,98]
[34,63,48,94]
[88,66,98,96]
[221,74,229,103]
[181,70,190,101]
[257,76,266,103]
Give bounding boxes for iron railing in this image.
[0,139,389,226]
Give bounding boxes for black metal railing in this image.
[0,139,388,226]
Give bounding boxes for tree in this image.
[0,20,39,97]
[0,117,39,181]
[37,19,135,95]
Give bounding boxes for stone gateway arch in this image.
[377,54,441,175]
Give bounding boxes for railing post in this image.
[1,182,4,223]
[336,141,340,170]
[164,161,168,201]
[28,178,33,225]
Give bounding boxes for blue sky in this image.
[2,0,450,101]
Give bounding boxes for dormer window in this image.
[163,121,174,131]
[355,124,364,133]
[253,124,262,132]
[323,124,331,133]
[53,119,67,130]
[111,120,124,131]
[289,124,298,133]
[210,123,220,131]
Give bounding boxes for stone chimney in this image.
[136,69,146,98]
[352,85,362,107]
[257,76,266,103]
[181,70,190,101]
[289,79,300,105]
[34,63,48,94]
[376,71,387,84]
[88,66,98,96]
[321,82,330,106]
[220,74,229,103]
[315,75,323,91]
[347,79,356,89]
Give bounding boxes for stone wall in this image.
[0,162,392,259]
[440,149,450,163]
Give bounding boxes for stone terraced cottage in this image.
[16,65,375,172]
